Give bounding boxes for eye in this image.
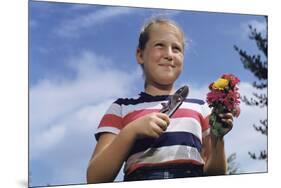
[172,45,182,53]
[155,43,164,47]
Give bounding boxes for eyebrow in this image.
[152,39,182,46]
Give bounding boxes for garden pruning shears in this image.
[160,85,189,117]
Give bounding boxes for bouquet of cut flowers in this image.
[206,74,240,138]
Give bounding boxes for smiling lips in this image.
[158,63,176,68]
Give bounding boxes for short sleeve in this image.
[201,102,211,137]
[95,101,123,141]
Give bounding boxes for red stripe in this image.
[98,114,123,130]
[172,108,202,123]
[202,115,210,131]
[123,108,206,129]
[126,159,203,175]
[123,109,159,126]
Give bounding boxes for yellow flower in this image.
[212,78,229,90]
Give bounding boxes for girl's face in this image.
[137,23,184,88]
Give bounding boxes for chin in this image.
[162,75,180,83]
[157,78,177,86]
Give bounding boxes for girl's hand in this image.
[218,112,234,137]
[127,112,170,139]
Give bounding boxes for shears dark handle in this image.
[160,85,189,117]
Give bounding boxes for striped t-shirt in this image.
[95,92,211,175]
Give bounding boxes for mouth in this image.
[158,63,176,68]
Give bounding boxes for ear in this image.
[136,48,144,65]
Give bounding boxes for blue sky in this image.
[29,1,267,187]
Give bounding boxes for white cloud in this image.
[54,6,184,38]
[55,6,135,37]
[248,20,267,34]
[29,50,141,186]
[225,82,267,173]
[30,124,66,159]
[30,51,137,131]
[147,9,181,20]
[241,19,267,39]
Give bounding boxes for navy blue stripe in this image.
[128,132,202,157]
[114,93,169,106]
[185,98,205,105]
[114,92,205,106]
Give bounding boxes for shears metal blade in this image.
[160,85,189,117]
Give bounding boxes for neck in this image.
[144,82,175,96]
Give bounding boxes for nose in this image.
[164,47,173,61]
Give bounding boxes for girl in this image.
[86,18,234,183]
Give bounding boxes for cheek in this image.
[146,49,162,61]
[176,57,184,73]
[174,57,184,72]
[176,54,184,64]
[175,66,183,77]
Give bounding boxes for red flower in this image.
[206,74,240,137]
[206,74,240,116]
[222,73,240,88]
[207,90,226,107]
[233,105,241,117]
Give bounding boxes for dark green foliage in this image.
[227,153,239,175]
[234,16,268,161]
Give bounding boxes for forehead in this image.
[148,23,184,43]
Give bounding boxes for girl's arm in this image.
[86,126,136,183]
[201,134,227,175]
[201,112,233,175]
[86,112,169,183]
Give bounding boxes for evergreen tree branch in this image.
[253,81,267,89]
[234,46,267,80]
[227,153,239,174]
[235,17,268,161]
[248,150,267,161]
[253,119,268,136]
[241,93,267,108]
[249,25,268,57]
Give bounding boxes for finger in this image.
[155,118,168,131]
[149,130,161,138]
[219,113,233,120]
[221,118,233,128]
[156,113,170,125]
[221,118,233,124]
[151,123,164,137]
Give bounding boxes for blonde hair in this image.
[137,17,186,51]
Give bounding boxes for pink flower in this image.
[233,105,241,117]
[207,90,226,107]
[206,74,240,137]
[222,73,240,88]
[206,74,240,116]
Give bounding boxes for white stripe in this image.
[105,103,122,116]
[95,126,120,135]
[125,145,204,172]
[167,118,202,142]
[122,101,164,117]
[121,100,210,119]
[181,102,211,118]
